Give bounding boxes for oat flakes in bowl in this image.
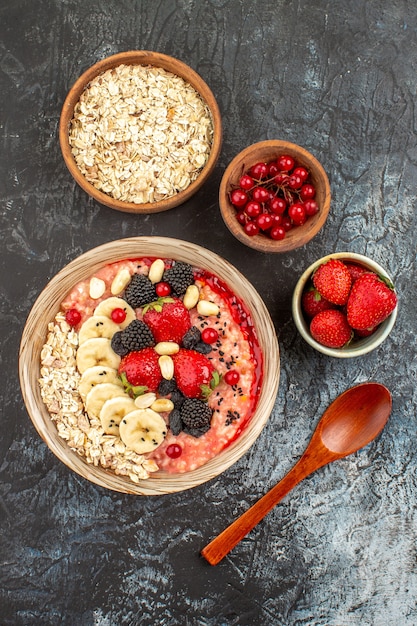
[59,51,222,213]
[19,237,279,495]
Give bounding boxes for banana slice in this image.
[78,315,120,345]
[85,382,127,420]
[79,365,123,401]
[76,337,121,374]
[99,396,137,435]
[94,297,136,329]
[119,408,168,454]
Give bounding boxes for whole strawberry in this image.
[313,259,352,305]
[344,262,368,283]
[118,347,162,394]
[143,297,191,344]
[172,349,219,399]
[310,309,353,348]
[347,272,397,331]
[302,286,336,318]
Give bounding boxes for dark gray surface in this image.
[1,1,416,624]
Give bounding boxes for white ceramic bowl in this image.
[19,237,280,495]
[292,252,398,358]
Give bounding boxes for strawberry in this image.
[313,259,352,305]
[118,347,162,394]
[347,272,397,330]
[310,309,353,348]
[344,262,368,283]
[142,297,191,344]
[172,349,219,399]
[301,286,336,318]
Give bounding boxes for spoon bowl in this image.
[201,382,391,565]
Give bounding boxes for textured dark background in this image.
[1,1,417,624]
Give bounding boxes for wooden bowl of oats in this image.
[19,237,280,495]
[59,51,222,214]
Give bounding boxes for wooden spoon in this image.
[201,382,392,565]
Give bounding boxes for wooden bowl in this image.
[19,237,280,495]
[292,252,398,357]
[219,140,331,253]
[59,51,222,214]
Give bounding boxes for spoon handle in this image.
[201,451,328,565]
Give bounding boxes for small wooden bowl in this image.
[19,237,280,495]
[219,140,331,253]
[292,252,398,357]
[59,51,222,214]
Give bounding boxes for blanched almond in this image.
[151,399,174,413]
[197,299,220,316]
[183,284,200,310]
[89,277,106,299]
[159,355,174,380]
[134,392,157,409]
[154,341,180,355]
[111,268,131,295]
[148,259,165,284]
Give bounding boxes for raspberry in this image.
[120,319,155,352]
[163,261,194,295]
[124,274,156,308]
[180,398,212,430]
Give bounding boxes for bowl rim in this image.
[219,139,331,253]
[292,252,398,358]
[19,236,280,495]
[59,50,223,214]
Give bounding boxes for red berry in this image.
[301,287,336,318]
[270,214,283,226]
[344,262,368,283]
[118,347,162,392]
[252,187,270,203]
[300,184,316,200]
[249,162,268,179]
[244,221,260,236]
[270,225,286,240]
[346,272,397,331]
[274,172,289,185]
[166,443,183,459]
[224,369,240,385]
[245,200,262,218]
[111,307,127,324]
[143,297,191,344]
[304,200,319,216]
[292,166,309,182]
[310,309,353,348]
[256,213,273,230]
[282,216,293,231]
[155,281,172,297]
[267,161,280,177]
[201,327,219,344]
[172,349,217,399]
[236,211,247,225]
[288,174,303,189]
[313,259,352,306]
[277,155,295,171]
[288,202,307,226]
[65,308,81,326]
[230,189,248,207]
[239,174,254,190]
[269,197,287,214]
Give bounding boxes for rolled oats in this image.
[69,64,214,204]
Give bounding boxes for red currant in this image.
[274,172,289,185]
[239,174,254,190]
[230,188,248,207]
[288,174,303,189]
[282,216,293,231]
[277,155,295,171]
[270,214,283,226]
[249,162,268,179]
[236,211,247,225]
[244,221,260,236]
[155,281,172,297]
[292,166,309,182]
[288,202,307,225]
[267,161,280,177]
[201,327,219,344]
[300,184,316,200]
[269,197,287,214]
[304,200,319,216]
[252,187,270,203]
[224,369,240,385]
[166,443,183,459]
[256,213,273,231]
[270,225,286,240]
[111,307,127,323]
[245,200,262,218]
[65,308,81,326]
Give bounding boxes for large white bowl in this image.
[19,237,280,495]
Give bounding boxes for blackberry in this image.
[163,261,194,296]
[120,320,155,352]
[124,274,156,308]
[180,398,212,430]
[158,378,177,396]
[182,423,211,438]
[111,331,129,357]
[182,326,201,349]
[169,409,183,436]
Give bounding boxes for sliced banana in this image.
[119,408,168,454]
[99,396,137,435]
[78,315,120,345]
[76,337,121,374]
[85,382,127,420]
[94,297,136,329]
[79,365,123,401]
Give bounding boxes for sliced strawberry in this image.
[172,349,219,399]
[347,272,397,331]
[310,309,353,348]
[118,347,162,394]
[313,259,352,305]
[142,297,191,344]
[301,286,336,318]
